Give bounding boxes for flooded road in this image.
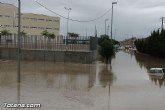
[110,51,165,110]
[0,51,165,110]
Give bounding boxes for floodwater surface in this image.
[0,51,165,110]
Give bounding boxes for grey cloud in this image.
[1,0,165,40]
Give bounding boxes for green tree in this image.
[41,30,55,39]
[98,35,115,64]
[41,30,49,37]
[0,29,12,45]
[48,33,55,39]
[99,39,114,63]
[41,30,55,49]
[19,31,27,46]
[68,32,79,44]
[98,34,119,45]
[68,32,79,38]
[98,34,110,46]
[20,30,27,37]
[0,29,11,36]
[135,29,165,58]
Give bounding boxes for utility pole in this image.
[114,29,117,40]
[107,25,110,36]
[85,28,87,37]
[105,19,108,35]
[95,25,97,37]
[110,2,117,40]
[161,17,165,31]
[17,0,21,83]
[64,7,71,45]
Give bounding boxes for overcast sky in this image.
[1,0,165,40]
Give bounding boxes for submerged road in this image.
[0,50,165,110]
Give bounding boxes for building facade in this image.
[0,2,60,36]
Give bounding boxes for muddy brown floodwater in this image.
[0,50,165,110]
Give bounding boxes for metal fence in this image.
[0,34,91,51]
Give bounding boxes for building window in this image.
[46,27,52,30]
[30,18,37,21]
[53,20,59,22]
[4,25,11,27]
[30,26,37,29]
[38,18,45,21]
[38,27,45,30]
[5,15,11,18]
[46,19,53,22]
[23,17,29,20]
[23,26,29,28]
[54,28,59,30]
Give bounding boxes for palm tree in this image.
[41,30,49,37]
[41,30,55,49]
[41,30,55,39]
[20,30,27,37]
[41,30,48,49]
[0,29,12,45]
[20,30,27,47]
[68,32,79,44]
[48,33,55,39]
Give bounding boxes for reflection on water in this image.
[134,52,165,87]
[0,60,115,110]
[134,52,165,69]
[0,60,116,89]
[0,60,17,87]
[149,75,165,88]
[0,51,165,110]
[21,62,97,90]
[98,63,116,87]
[110,51,165,110]
[16,83,20,110]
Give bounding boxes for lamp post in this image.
[0,31,1,45]
[105,19,108,35]
[114,29,117,40]
[107,25,110,36]
[64,7,71,45]
[17,0,21,83]
[110,1,117,40]
[0,25,4,45]
[161,17,165,31]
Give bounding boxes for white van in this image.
[148,68,165,76]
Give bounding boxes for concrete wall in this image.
[0,47,95,63]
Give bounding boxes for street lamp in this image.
[114,29,117,40]
[0,31,1,45]
[64,7,71,45]
[17,0,21,83]
[0,25,3,45]
[105,19,108,35]
[107,25,110,36]
[110,1,117,40]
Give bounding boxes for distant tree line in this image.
[134,29,165,58]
